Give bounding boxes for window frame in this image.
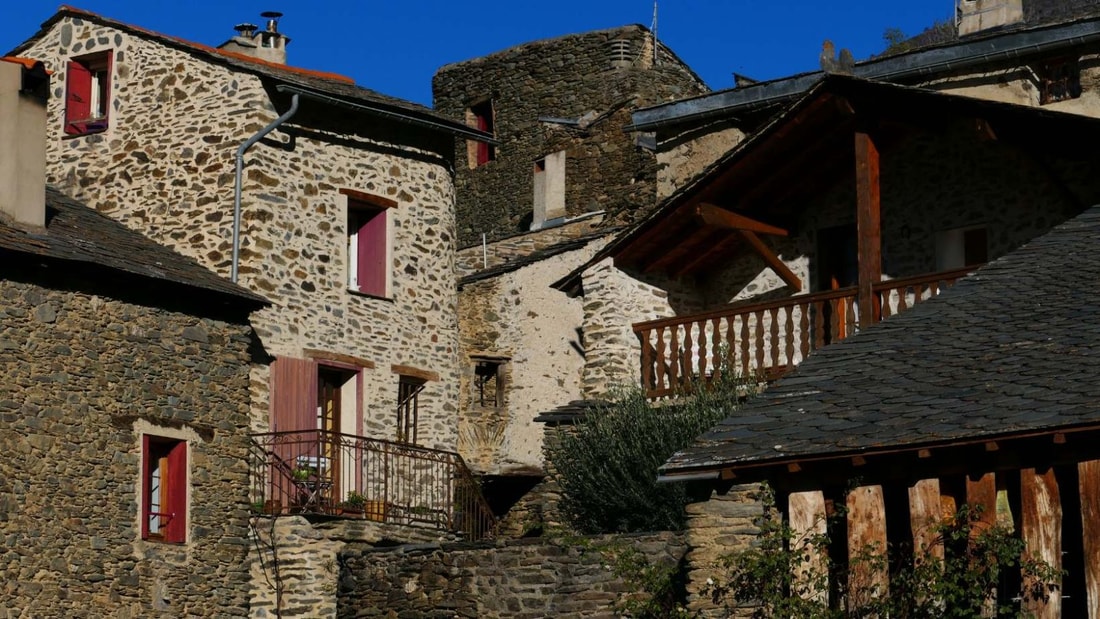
[141,435,188,544]
[342,189,397,299]
[467,99,496,168]
[64,51,113,136]
[396,376,426,444]
[1037,56,1081,105]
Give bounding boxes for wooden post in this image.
[847,484,888,611]
[1080,460,1100,619]
[909,478,944,566]
[789,490,829,605]
[966,472,998,535]
[854,130,882,327]
[1022,467,1062,619]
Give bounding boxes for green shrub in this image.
[549,373,753,533]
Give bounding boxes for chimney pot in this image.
[261,11,283,34]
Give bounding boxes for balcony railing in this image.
[634,267,975,398]
[249,429,497,541]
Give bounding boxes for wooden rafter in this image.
[695,203,789,236]
[737,229,802,292]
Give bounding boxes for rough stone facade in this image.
[0,271,255,617]
[682,486,763,618]
[338,531,687,618]
[434,25,708,248]
[22,14,462,452]
[457,234,608,476]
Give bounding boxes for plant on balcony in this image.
[292,466,313,482]
[343,491,367,511]
[549,371,756,533]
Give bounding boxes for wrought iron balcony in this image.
[249,429,497,541]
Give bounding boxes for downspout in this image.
[232,93,300,283]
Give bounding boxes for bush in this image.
[549,373,753,533]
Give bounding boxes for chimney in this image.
[957,0,1024,36]
[0,58,48,228]
[216,12,290,65]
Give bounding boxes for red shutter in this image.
[270,356,318,433]
[356,210,388,296]
[164,441,188,543]
[141,434,152,539]
[65,60,92,135]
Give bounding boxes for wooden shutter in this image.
[356,209,388,296]
[164,441,188,543]
[64,60,92,135]
[270,356,318,432]
[141,434,153,540]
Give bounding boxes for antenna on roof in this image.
[651,0,659,66]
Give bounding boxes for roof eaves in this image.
[630,15,1100,132]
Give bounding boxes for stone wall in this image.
[683,486,764,619]
[455,214,604,277]
[338,531,688,618]
[0,271,254,617]
[457,237,607,475]
[25,16,461,451]
[434,25,708,247]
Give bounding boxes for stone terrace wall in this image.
[0,273,254,617]
[26,17,461,450]
[455,215,603,277]
[434,25,708,247]
[338,531,687,618]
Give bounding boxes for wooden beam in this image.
[966,472,998,535]
[909,479,945,567]
[789,490,829,605]
[1021,466,1062,619]
[1079,460,1100,619]
[696,203,789,236]
[847,484,889,609]
[854,130,882,326]
[736,229,803,292]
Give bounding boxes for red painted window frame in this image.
[141,435,187,543]
[343,190,396,298]
[64,51,112,136]
[470,100,495,166]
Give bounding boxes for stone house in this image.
[549,74,1100,615]
[10,7,499,538]
[0,56,266,616]
[661,206,1100,617]
[433,26,707,521]
[633,0,1100,194]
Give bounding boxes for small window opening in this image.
[935,226,988,271]
[474,360,505,408]
[142,436,187,543]
[343,190,396,298]
[397,376,426,444]
[467,100,496,167]
[64,51,112,135]
[1038,57,1081,105]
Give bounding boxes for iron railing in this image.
[249,429,497,541]
[633,267,975,398]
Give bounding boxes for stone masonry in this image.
[0,272,255,617]
[434,25,708,248]
[20,12,462,450]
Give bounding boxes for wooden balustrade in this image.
[634,267,974,398]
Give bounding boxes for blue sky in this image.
[2,2,953,105]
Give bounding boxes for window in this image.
[65,51,112,136]
[467,99,496,167]
[473,357,507,408]
[1038,57,1081,105]
[935,226,988,271]
[142,436,187,543]
[343,189,396,298]
[397,376,426,444]
[532,150,566,229]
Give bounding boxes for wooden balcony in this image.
[633,267,975,398]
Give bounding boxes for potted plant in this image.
[292,466,313,482]
[342,491,367,517]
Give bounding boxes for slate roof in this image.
[460,227,618,288]
[662,206,1100,476]
[8,6,488,140]
[0,187,266,305]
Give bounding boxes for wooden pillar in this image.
[854,130,882,327]
[847,484,888,610]
[908,478,944,566]
[966,472,998,534]
[789,490,829,605]
[1080,460,1100,619]
[1022,467,1062,619]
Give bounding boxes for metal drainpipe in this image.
[232,93,300,283]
